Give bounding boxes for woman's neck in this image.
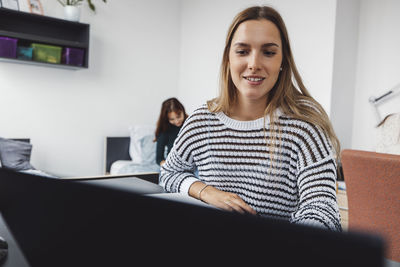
[229,98,268,121]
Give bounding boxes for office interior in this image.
[0,0,399,266]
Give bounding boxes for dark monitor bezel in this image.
[0,168,385,267]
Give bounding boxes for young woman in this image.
[159,6,342,231]
[155,98,188,166]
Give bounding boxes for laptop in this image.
[0,168,385,267]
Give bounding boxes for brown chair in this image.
[341,149,400,262]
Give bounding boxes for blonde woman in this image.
[160,6,342,231]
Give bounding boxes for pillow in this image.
[0,137,34,171]
[129,125,157,165]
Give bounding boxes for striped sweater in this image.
[159,105,342,231]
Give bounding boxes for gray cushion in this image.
[0,138,34,171]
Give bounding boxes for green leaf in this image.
[57,0,66,7]
[87,0,95,12]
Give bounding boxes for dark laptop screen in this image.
[0,168,384,267]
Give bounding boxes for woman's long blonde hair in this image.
[207,5,341,161]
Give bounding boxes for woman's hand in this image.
[189,182,257,215]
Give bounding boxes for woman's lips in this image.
[244,76,265,85]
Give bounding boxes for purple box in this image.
[62,47,85,66]
[0,37,18,59]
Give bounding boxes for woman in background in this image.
[160,6,342,231]
[155,98,188,166]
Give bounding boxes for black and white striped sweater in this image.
[160,105,342,231]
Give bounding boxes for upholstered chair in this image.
[341,149,400,262]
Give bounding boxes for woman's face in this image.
[168,111,184,127]
[229,19,283,104]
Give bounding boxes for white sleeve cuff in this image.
[180,177,200,196]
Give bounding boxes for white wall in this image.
[0,0,181,176]
[178,0,337,114]
[352,0,400,151]
[330,0,360,150]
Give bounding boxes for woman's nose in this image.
[248,53,261,71]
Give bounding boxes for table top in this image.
[0,214,30,267]
[148,192,215,209]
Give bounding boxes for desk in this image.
[0,214,30,267]
[149,193,215,209]
[78,176,164,194]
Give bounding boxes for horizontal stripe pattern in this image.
[160,105,341,231]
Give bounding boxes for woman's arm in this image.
[290,156,342,231]
[160,147,256,215]
[156,133,167,165]
[289,122,342,231]
[189,182,256,215]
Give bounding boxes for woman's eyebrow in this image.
[233,42,279,48]
[233,42,250,47]
[262,43,279,48]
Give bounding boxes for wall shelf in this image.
[0,56,85,70]
[0,8,90,69]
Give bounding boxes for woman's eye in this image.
[264,51,276,57]
[236,50,248,55]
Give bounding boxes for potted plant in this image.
[57,0,107,21]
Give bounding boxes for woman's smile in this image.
[243,75,266,85]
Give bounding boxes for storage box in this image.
[31,43,62,64]
[0,36,18,58]
[62,47,84,66]
[17,46,33,60]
